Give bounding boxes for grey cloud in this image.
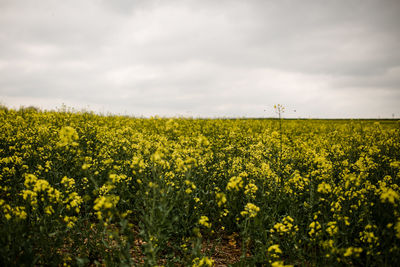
[0,0,399,118]
[333,67,400,89]
[214,0,400,76]
[101,0,400,77]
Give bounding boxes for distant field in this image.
[1,108,400,266]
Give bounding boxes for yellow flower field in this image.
[1,107,400,266]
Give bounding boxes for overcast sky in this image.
[1,0,399,118]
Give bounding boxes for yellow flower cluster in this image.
[93,195,120,220]
[285,171,309,195]
[271,216,299,236]
[21,174,62,211]
[380,188,399,204]
[343,247,363,257]
[267,240,293,265]
[271,261,293,267]
[226,176,243,191]
[0,200,27,220]
[215,192,227,207]
[317,182,332,194]
[326,221,338,236]
[199,215,211,228]
[395,219,400,239]
[64,215,78,228]
[268,244,282,255]
[240,202,260,218]
[360,224,378,244]
[57,126,79,147]
[309,220,322,239]
[244,182,258,198]
[185,180,197,194]
[192,256,214,267]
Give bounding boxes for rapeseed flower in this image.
[268,244,282,254]
[199,215,211,228]
[226,176,243,191]
[192,256,214,267]
[343,247,362,257]
[395,219,400,239]
[240,203,260,218]
[317,182,332,194]
[244,183,258,198]
[57,126,79,147]
[271,261,293,267]
[380,188,399,204]
[216,192,227,207]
